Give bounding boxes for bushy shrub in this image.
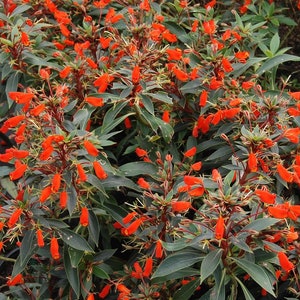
[0,0,299,299]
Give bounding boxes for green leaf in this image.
[102,202,128,224]
[20,230,36,266]
[10,4,31,17]
[73,108,92,131]
[235,276,255,300]
[58,228,94,252]
[256,54,300,76]
[210,266,226,300]
[164,21,192,44]
[242,217,279,232]
[162,238,192,252]
[270,32,280,55]
[93,249,117,262]
[173,279,200,300]
[92,266,109,279]
[231,258,275,296]
[119,162,157,177]
[232,57,266,77]
[64,246,80,298]
[152,249,202,278]
[205,146,232,161]
[68,247,84,268]
[144,92,173,104]
[0,178,17,198]
[88,209,100,246]
[152,268,199,284]
[102,175,140,192]
[200,249,223,284]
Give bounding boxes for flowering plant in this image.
[0,0,300,299]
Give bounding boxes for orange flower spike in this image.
[99,284,111,299]
[183,175,203,186]
[277,252,294,273]
[7,208,23,228]
[171,201,191,212]
[143,257,153,278]
[248,152,258,172]
[116,284,131,294]
[121,218,143,236]
[30,104,46,116]
[8,92,34,104]
[76,163,87,182]
[39,146,54,160]
[286,227,298,243]
[86,293,95,300]
[51,173,61,192]
[191,161,202,171]
[9,160,27,180]
[85,97,104,107]
[199,90,208,107]
[93,161,108,180]
[255,189,276,204]
[202,19,216,35]
[215,215,225,240]
[40,186,52,203]
[131,261,143,279]
[84,140,99,157]
[162,110,170,123]
[5,115,26,128]
[155,240,163,258]
[7,273,24,286]
[137,177,150,189]
[80,207,89,227]
[122,212,137,224]
[59,66,71,78]
[135,147,148,157]
[184,146,197,157]
[132,65,140,84]
[277,164,294,183]
[166,48,182,61]
[36,229,45,247]
[268,204,289,219]
[59,191,68,209]
[172,67,189,81]
[50,237,60,260]
[162,30,177,42]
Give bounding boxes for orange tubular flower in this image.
[59,66,71,78]
[51,173,61,192]
[7,273,24,286]
[199,90,208,107]
[80,207,89,227]
[131,261,143,279]
[122,212,137,224]
[59,191,68,209]
[99,284,111,299]
[202,19,216,35]
[85,97,104,107]
[162,29,177,42]
[172,67,189,81]
[277,252,294,273]
[50,237,60,260]
[191,161,202,171]
[8,92,34,104]
[162,110,170,123]
[215,216,225,240]
[255,189,276,204]
[234,51,249,63]
[84,140,99,157]
[9,160,27,181]
[39,145,54,160]
[30,104,46,116]
[137,177,150,189]
[248,152,258,172]
[86,293,95,300]
[135,147,147,157]
[132,65,140,84]
[184,146,197,157]
[40,186,52,203]
[93,161,108,180]
[171,201,191,212]
[76,163,87,182]
[36,229,45,247]
[277,164,294,183]
[121,218,143,236]
[7,208,23,228]
[183,175,203,186]
[143,257,153,278]
[166,48,182,61]
[155,240,163,258]
[268,203,289,219]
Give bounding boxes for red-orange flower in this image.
[215,216,225,240]
[255,189,276,204]
[7,208,23,228]
[10,160,27,180]
[135,147,147,157]
[199,90,208,107]
[50,237,60,260]
[162,110,170,123]
[142,257,153,278]
[268,203,289,219]
[277,164,294,183]
[277,252,294,273]
[248,152,258,172]
[121,218,143,236]
[184,175,203,186]
[59,66,71,78]
[8,92,34,104]
[171,201,191,212]
[137,177,150,189]
[184,146,197,157]
[51,173,61,192]
[202,20,216,35]
[132,65,140,84]
[173,67,189,81]
[93,161,108,180]
[155,240,163,258]
[166,48,182,61]
[59,191,68,209]
[235,51,249,63]
[99,284,111,299]
[40,186,52,203]
[7,273,24,286]
[80,207,89,227]
[162,30,177,42]
[76,163,87,182]
[30,104,45,116]
[84,140,99,157]
[85,97,104,107]
[36,229,45,247]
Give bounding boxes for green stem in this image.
[0,255,16,263]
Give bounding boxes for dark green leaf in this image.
[92,266,109,279]
[58,228,94,252]
[231,258,275,296]
[173,279,200,300]
[64,246,80,298]
[200,249,223,283]
[93,249,117,262]
[102,175,140,191]
[119,162,157,177]
[20,230,36,266]
[242,218,279,232]
[164,21,192,44]
[88,209,100,246]
[68,247,84,268]
[152,249,202,278]
[235,276,255,300]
